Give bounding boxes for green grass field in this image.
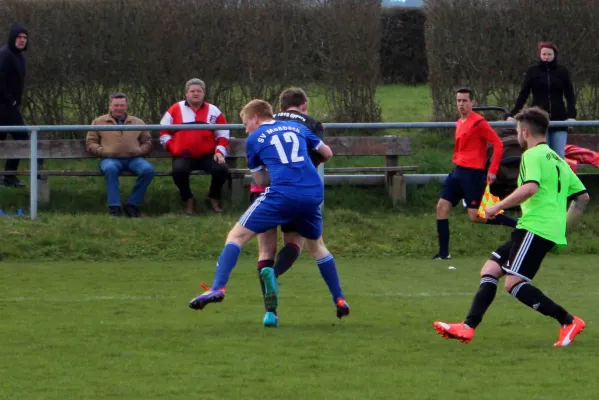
[1,257,598,399]
[1,84,599,399]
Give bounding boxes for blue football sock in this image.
[211,242,242,290]
[486,214,518,227]
[316,254,344,303]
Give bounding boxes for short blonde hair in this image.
[240,99,274,120]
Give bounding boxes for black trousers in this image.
[0,105,28,174]
[172,155,229,201]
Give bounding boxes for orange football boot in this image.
[554,316,586,347]
[433,321,475,343]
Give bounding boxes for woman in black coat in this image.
[508,42,576,158]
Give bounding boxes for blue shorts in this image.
[239,189,323,240]
[440,166,486,208]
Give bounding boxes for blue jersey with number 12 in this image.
[246,120,324,198]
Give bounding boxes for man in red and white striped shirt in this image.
[160,79,230,214]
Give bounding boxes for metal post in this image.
[30,129,38,220]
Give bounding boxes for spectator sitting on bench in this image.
[159,78,230,214]
[86,92,155,217]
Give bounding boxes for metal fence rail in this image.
[3,120,599,133]
[1,121,598,220]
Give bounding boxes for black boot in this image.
[1,176,25,188]
[123,204,141,218]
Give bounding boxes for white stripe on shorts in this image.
[510,231,534,275]
[239,189,268,226]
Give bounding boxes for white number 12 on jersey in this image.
[270,132,305,164]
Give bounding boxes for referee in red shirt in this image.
[433,88,518,260]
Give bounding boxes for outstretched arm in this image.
[252,169,270,187]
[0,58,17,105]
[566,192,590,230]
[497,182,538,209]
[509,69,532,117]
[480,120,503,180]
[315,142,333,162]
[563,69,577,119]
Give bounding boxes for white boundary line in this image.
[0,295,176,302]
[0,291,596,303]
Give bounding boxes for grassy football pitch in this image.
[1,256,597,399]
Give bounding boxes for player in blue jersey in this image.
[251,88,328,326]
[189,99,350,325]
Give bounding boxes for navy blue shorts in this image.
[239,189,323,240]
[440,166,486,208]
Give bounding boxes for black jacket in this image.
[0,23,28,107]
[510,57,576,121]
[274,110,325,139]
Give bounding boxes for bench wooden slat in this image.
[326,135,410,156]
[0,135,414,205]
[0,166,418,176]
[325,167,417,173]
[0,136,411,159]
[0,138,246,159]
[0,169,249,176]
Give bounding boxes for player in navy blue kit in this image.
[189,99,350,325]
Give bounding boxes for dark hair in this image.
[455,87,474,99]
[279,88,308,111]
[537,41,558,56]
[110,92,128,102]
[514,107,550,136]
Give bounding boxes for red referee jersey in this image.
[452,112,503,175]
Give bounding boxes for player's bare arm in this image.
[315,142,333,161]
[485,126,504,184]
[485,182,538,218]
[566,192,591,229]
[252,169,270,187]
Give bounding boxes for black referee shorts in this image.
[440,166,486,208]
[489,229,555,281]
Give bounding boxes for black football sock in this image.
[464,275,499,328]
[510,281,574,326]
[437,219,449,256]
[486,214,518,227]
[257,259,274,309]
[274,243,301,278]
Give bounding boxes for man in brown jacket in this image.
[86,93,154,217]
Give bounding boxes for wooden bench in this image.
[0,135,415,205]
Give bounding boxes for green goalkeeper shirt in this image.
[517,143,587,247]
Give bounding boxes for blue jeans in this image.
[546,130,567,158]
[99,157,155,207]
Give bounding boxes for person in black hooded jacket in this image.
[508,41,576,158]
[0,23,29,187]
